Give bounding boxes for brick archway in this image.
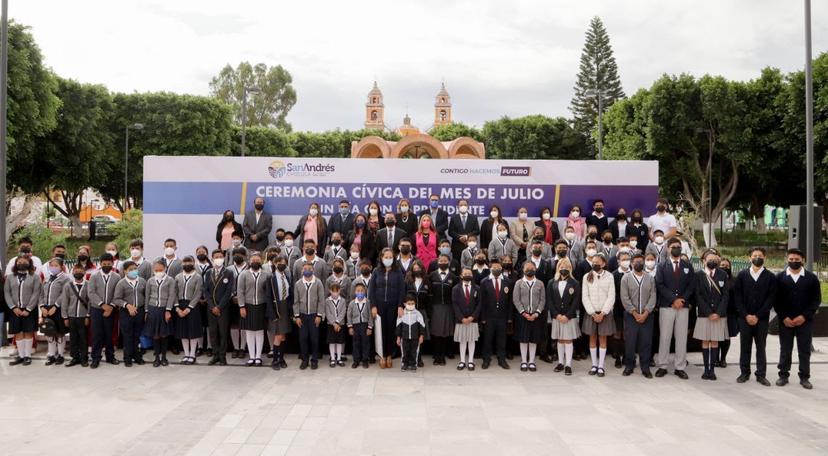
[389,134,449,159]
[351,136,392,158]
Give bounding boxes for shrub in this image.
[111,209,143,252]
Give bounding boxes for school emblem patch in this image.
[683,268,689,274]
[504,287,509,293]
[569,288,574,295]
[718,281,724,287]
[222,278,229,284]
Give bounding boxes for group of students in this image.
[1,195,821,389]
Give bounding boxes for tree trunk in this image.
[5,195,38,242]
[701,222,718,248]
[755,217,767,234]
[69,215,83,238]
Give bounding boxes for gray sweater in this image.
[237,269,271,306]
[175,272,204,308]
[60,281,89,319]
[620,271,657,314]
[293,277,326,317]
[40,274,69,308]
[87,271,121,309]
[346,299,372,328]
[113,278,147,309]
[513,278,545,315]
[145,275,177,310]
[325,296,348,325]
[4,273,41,311]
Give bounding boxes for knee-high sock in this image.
[710,347,719,374]
[24,338,33,357]
[719,340,729,362]
[245,331,257,360]
[598,347,607,369]
[160,338,168,357]
[254,331,264,359]
[16,338,26,357]
[336,344,343,359]
[702,348,710,373]
[154,338,162,357]
[590,347,598,367]
[468,341,475,361]
[557,343,565,365]
[564,343,574,367]
[459,342,467,364]
[181,339,190,358]
[191,338,199,353]
[520,343,528,363]
[329,343,336,359]
[47,337,57,356]
[57,337,65,356]
[528,343,537,364]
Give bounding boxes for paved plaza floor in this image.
[1,336,827,456]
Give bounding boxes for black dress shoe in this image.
[90,360,100,369]
[709,372,717,381]
[107,358,120,365]
[655,368,668,378]
[642,371,653,379]
[9,357,24,366]
[736,374,750,383]
[271,360,281,371]
[219,358,228,366]
[776,377,789,387]
[208,357,219,365]
[417,358,424,368]
[300,360,309,370]
[800,380,813,390]
[124,361,133,367]
[756,376,771,387]
[622,368,633,376]
[22,357,32,366]
[719,360,727,368]
[45,356,56,366]
[231,350,240,359]
[554,363,564,372]
[310,361,318,370]
[482,360,490,369]
[55,356,65,365]
[279,359,287,368]
[614,358,623,369]
[467,362,475,371]
[81,360,89,367]
[564,366,572,376]
[153,358,161,368]
[675,370,688,380]
[65,359,80,367]
[351,362,359,369]
[362,361,369,368]
[134,358,145,365]
[701,372,710,380]
[160,358,169,366]
[540,354,554,364]
[498,360,510,370]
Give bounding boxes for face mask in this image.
[657,205,666,212]
[232,239,242,247]
[591,263,602,272]
[617,214,627,221]
[751,257,764,267]
[251,262,263,271]
[400,246,411,254]
[155,272,166,279]
[585,248,597,257]
[497,230,508,240]
[467,241,477,250]
[430,200,439,209]
[284,239,294,247]
[570,211,580,218]
[559,269,570,277]
[491,268,502,277]
[302,270,314,278]
[670,247,682,257]
[458,206,468,214]
[382,258,394,267]
[462,275,473,282]
[304,248,315,256]
[490,211,499,219]
[122,269,138,280]
[48,266,61,276]
[594,207,604,214]
[255,203,264,211]
[274,263,286,272]
[788,261,802,270]
[633,263,645,272]
[438,263,449,271]
[524,270,535,278]
[350,251,359,259]
[191,254,206,263]
[333,266,344,274]
[620,260,631,270]
[629,240,638,249]
[706,260,718,270]
[101,265,113,274]
[556,251,567,258]
[164,247,175,256]
[474,258,486,265]
[309,208,319,216]
[518,212,527,220]
[55,253,66,259]
[413,270,423,277]
[399,205,409,213]
[224,214,233,221]
[233,255,244,265]
[503,263,513,271]
[654,236,664,244]
[369,208,378,216]
[106,249,118,257]
[439,247,451,255]
[73,272,85,280]
[542,213,551,220]
[405,303,416,311]
[213,258,224,267]
[532,249,542,256]
[565,232,575,241]
[588,232,597,239]
[645,260,656,269]
[361,268,371,276]
[276,235,285,242]
[339,207,350,217]
[722,267,732,277]
[77,254,89,262]
[385,219,395,227]
[328,239,340,247]
[603,237,612,243]
[356,292,366,300]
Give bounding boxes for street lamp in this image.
[585,87,604,160]
[0,0,9,265]
[804,0,815,270]
[696,127,714,248]
[124,123,144,210]
[240,85,260,157]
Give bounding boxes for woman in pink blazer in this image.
[415,214,438,266]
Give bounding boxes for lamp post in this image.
[240,85,260,157]
[0,0,8,265]
[124,123,144,210]
[804,0,815,270]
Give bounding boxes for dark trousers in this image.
[482,319,508,361]
[298,314,320,362]
[738,318,768,377]
[351,323,370,363]
[623,312,653,372]
[90,307,115,361]
[401,338,419,367]
[208,308,230,359]
[537,309,552,357]
[119,307,145,362]
[69,317,88,362]
[778,320,813,380]
[378,304,398,358]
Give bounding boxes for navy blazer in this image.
[694,268,730,317]
[479,275,513,322]
[547,278,580,320]
[203,267,235,312]
[327,213,355,242]
[265,272,293,321]
[655,258,695,308]
[774,270,821,321]
[452,281,481,322]
[733,268,777,320]
[448,213,480,250]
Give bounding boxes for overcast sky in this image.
[11,0,828,132]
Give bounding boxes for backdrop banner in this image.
[143,156,659,256]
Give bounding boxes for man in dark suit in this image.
[733,247,777,386]
[448,199,480,261]
[376,213,408,257]
[479,259,513,369]
[654,237,695,380]
[418,193,449,240]
[243,197,272,252]
[204,249,236,365]
[328,199,355,243]
[774,248,821,390]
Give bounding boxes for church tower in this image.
[364,81,385,130]
[433,82,452,127]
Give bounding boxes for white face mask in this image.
[565,232,575,241]
[542,213,551,220]
[284,239,294,247]
[382,258,393,267]
[405,304,416,311]
[164,247,175,256]
[130,249,142,258]
[654,236,664,245]
[350,251,359,259]
[497,230,508,240]
[458,206,468,214]
[586,248,597,257]
[570,211,580,218]
[620,260,631,270]
[399,206,409,213]
[629,240,638,248]
[369,208,378,216]
[106,249,117,257]
[518,212,527,220]
[490,211,498,219]
[467,241,477,249]
[213,258,224,267]
[232,239,241,247]
[645,260,656,269]
[309,208,319,216]
[154,271,165,279]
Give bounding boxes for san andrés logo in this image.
[268,160,335,179]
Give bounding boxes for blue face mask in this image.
[430,200,439,209]
[355,292,366,300]
[302,270,314,278]
[127,270,139,280]
[356,220,365,228]
[439,247,451,255]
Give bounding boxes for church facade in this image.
[350,82,485,159]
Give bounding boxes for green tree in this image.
[481,115,588,160]
[231,125,295,157]
[288,129,401,158]
[209,62,297,132]
[570,16,625,153]
[428,122,481,141]
[37,78,116,234]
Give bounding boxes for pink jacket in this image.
[415,230,438,266]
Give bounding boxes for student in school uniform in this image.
[205,249,234,366]
[427,240,461,277]
[488,222,519,266]
[87,253,121,368]
[350,260,373,300]
[396,238,416,275]
[237,253,271,366]
[620,253,656,378]
[61,263,90,367]
[324,231,349,265]
[428,254,457,365]
[326,258,352,303]
[470,251,490,285]
[513,260,545,372]
[265,254,292,370]
[144,260,176,367]
[548,257,581,376]
[174,256,204,365]
[580,253,615,377]
[124,239,153,281]
[459,233,481,270]
[228,248,249,359]
[645,230,669,265]
[346,245,361,279]
[347,282,373,368]
[452,267,481,371]
[39,258,68,365]
[159,238,183,278]
[480,205,506,251]
[449,199,480,262]
[733,248,776,386]
[480,259,513,370]
[654,237,695,380]
[414,214,439,268]
[194,245,213,357]
[294,262,326,370]
[325,282,348,367]
[717,257,737,368]
[774,248,821,390]
[224,232,247,267]
[531,226,554,261]
[282,232,302,272]
[405,261,430,368]
[395,199,419,239]
[610,250,632,369]
[397,294,426,372]
[561,225,584,267]
[370,248,407,369]
[113,261,147,367]
[693,249,730,380]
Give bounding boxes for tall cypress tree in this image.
[570,16,625,155]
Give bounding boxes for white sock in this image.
[329,343,336,359]
[520,343,528,363]
[459,342,467,364]
[57,337,66,356]
[239,330,247,350]
[590,347,598,367]
[598,347,607,369]
[245,331,256,360]
[565,343,574,367]
[48,338,57,357]
[230,329,240,350]
[557,343,565,365]
[15,339,24,358]
[528,343,537,364]
[254,331,264,359]
[191,339,200,357]
[182,339,190,358]
[25,338,33,357]
[468,341,475,361]
[336,344,343,359]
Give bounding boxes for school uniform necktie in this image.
[465,284,470,304]
[522,225,528,242]
[462,215,467,228]
[494,278,500,300]
[387,230,393,247]
[280,274,288,301]
[673,261,679,278]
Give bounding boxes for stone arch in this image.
[389,134,448,159]
[351,136,391,158]
[448,136,486,159]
